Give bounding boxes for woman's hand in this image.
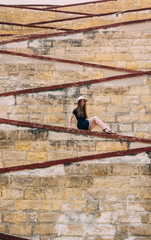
[69,113,74,129]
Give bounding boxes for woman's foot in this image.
[103,128,115,134]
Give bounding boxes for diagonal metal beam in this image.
[0,118,151,144]
[0,21,73,31]
[0,232,30,240]
[0,49,141,74]
[0,145,151,174]
[0,18,151,46]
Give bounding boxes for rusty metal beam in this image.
[0,71,151,98]
[0,49,141,74]
[0,18,151,46]
[0,118,151,144]
[27,7,151,26]
[0,21,73,31]
[0,146,151,174]
[0,232,30,240]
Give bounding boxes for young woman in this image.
[69,96,115,134]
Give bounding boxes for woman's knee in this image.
[89,116,99,123]
[93,116,98,122]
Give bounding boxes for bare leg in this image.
[88,116,114,133]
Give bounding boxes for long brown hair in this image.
[77,100,88,119]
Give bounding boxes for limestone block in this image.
[44,114,65,124]
[127,61,138,69]
[146,105,151,113]
[129,225,151,236]
[65,176,93,188]
[8,224,32,236]
[129,86,150,95]
[140,187,151,199]
[24,188,45,200]
[91,71,104,79]
[0,200,14,210]
[106,187,141,200]
[98,113,115,122]
[138,62,151,69]
[127,202,147,212]
[113,212,141,224]
[72,200,87,212]
[93,176,130,189]
[0,176,9,187]
[110,96,122,104]
[66,225,83,236]
[122,95,140,104]
[33,224,57,235]
[64,188,83,200]
[45,188,65,200]
[27,105,46,114]
[10,106,27,114]
[132,104,145,113]
[116,224,127,236]
[15,200,53,211]
[79,54,95,62]
[0,222,8,233]
[15,141,30,151]
[0,106,9,113]
[117,114,138,123]
[38,212,66,224]
[2,188,23,200]
[94,212,112,224]
[30,141,53,151]
[113,53,133,61]
[119,124,132,132]
[3,150,26,161]
[96,141,128,152]
[39,71,52,80]
[29,115,44,123]
[139,114,151,122]
[99,201,126,211]
[10,176,40,188]
[95,53,113,62]
[3,212,26,223]
[88,164,112,177]
[107,105,130,113]
[134,124,149,132]
[84,200,98,212]
[0,96,15,106]
[84,188,106,200]
[112,164,140,176]
[48,150,76,161]
[27,152,47,163]
[46,105,64,114]
[85,224,115,236]
[39,177,57,188]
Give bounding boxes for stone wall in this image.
[0,162,151,239]
[0,1,151,239]
[0,74,151,138]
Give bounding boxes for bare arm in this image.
[69,113,74,129]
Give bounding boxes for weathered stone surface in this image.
[129,225,151,236]
[0,1,151,239]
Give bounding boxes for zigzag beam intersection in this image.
[0,18,151,46]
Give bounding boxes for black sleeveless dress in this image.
[73,108,89,130]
